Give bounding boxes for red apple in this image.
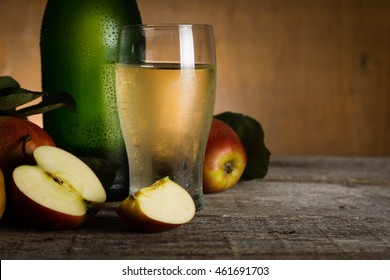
[203,118,247,193]
[0,168,5,219]
[10,146,106,229]
[0,116,56,179]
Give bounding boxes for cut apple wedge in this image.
[117,177,196,232]
[10,146,106,229]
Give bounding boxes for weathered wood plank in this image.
[0,157,389,259]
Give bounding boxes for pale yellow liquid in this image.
[115,63,216,209]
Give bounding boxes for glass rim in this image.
[121,23,213,30]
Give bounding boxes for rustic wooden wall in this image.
[1,0,389,156]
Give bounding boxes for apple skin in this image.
[9,182,90,229]
[0,169,5,219]
[203,119,247,193]
[10,181,105,229]
[0,116,56,179]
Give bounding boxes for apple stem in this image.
[224,162,234,174]
[22,134,32,157]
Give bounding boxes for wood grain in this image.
[0,157,389,260]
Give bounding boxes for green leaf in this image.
[16,92,77,117]
[0,76,44,112]
[0,87,43,111]
[0,76,20,90]
[215,112,271,180]
[0,76,77,117]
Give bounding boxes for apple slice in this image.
[10,146,106,229]
[117,177,196,232]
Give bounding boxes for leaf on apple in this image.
[214,112,271,180]
[0,76,20,89]
[0,87,43,113]
[0,76,76,117]
[17,92,77,116]
[0,77,43,111]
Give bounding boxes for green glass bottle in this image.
[40,0,142,200]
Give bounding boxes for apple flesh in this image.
[203,119,247,193]
[0,169,5,219]
[0,116,56,179]
[117,177,196,232]
[10,146,106,229]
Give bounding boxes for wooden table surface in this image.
[1,157,389,260]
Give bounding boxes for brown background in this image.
[0,0,389,156]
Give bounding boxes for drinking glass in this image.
[115,24,216,210]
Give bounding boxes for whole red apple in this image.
[203,119,247,193]
[0,116,56,179]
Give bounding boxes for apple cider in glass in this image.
[116,63,216,210]
[116,24,216,210]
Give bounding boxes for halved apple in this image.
[117,177,196,232]
[10,146,106,229]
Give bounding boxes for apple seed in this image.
[46,172,64,185]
